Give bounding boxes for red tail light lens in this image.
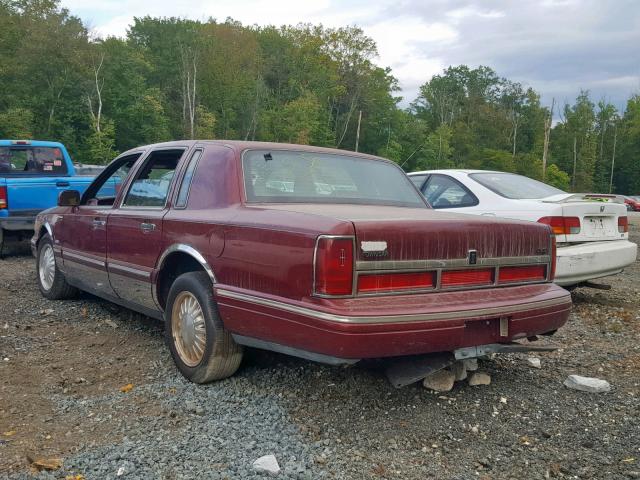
[314,237,354,296]
[0,186,7,209]
[538,216,581,235]
[357,271,435,293]
[618,216,628,233]
[441,268,493,287]
[499,265,547,283]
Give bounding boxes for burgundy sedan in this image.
[32,141,571,383]
[624,196,640,212]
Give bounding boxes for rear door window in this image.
[422,174,479,208]
[123,149,183,208]
[0,147,68,175]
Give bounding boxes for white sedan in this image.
[408,170,637,287]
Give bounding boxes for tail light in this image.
[618,216,628,233]
[0,186,7,209]
[499,265,547,283]
[550,236,557,280]
[357,271,435,293]
[537,216,581,235]
[314,236,354,296]
[441,268,493,287]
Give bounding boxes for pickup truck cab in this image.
[0,140,95,252]
[32,141,571,384]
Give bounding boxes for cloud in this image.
[62,0,640,111]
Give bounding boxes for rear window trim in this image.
[241,148,428,208]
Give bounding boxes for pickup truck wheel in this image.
[165,271,243,383]
[36,235,78,300]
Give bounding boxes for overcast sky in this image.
[62,0,640,112]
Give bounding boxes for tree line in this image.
[1,0,638,194]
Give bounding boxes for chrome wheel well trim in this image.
[38,221,53,243]
[154,243,217,310]
[156,243,216,283]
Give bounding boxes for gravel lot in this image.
[1,214,639,479]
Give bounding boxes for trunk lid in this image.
[541,194,627,243]
[261,204,553,261]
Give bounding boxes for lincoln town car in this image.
[32,141,572,384]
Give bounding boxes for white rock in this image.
[253,455,281,476]
[116,466,125,476]
[468,372,491,386]
[527,357,542,369]
[463,358,478,371]
[564,375,611,393]
[422,369,455,392]
[451,361,467,381]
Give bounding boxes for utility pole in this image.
[355,110,362,152]
[542,98,554,180]
[609,121,618,194]
[572,136,577,191]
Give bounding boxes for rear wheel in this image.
[165,271,243,383]
[36,235,78,300]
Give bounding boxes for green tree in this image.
[545,164,571,191]
[614,95,640,194]
[86,119,117,164]
[0,107,34,138]
[194,105,216,139]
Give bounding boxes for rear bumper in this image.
[0,215,36,232]
[555,240,637,286]
[215,283,571,360]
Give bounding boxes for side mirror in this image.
[58,189,81,207]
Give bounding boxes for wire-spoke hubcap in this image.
[172,291,207,367]
[39,244,56,291]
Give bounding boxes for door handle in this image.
[92,218,106,228]
[56,181,70,187]
[140,222,156,233]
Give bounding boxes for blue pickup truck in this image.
[0,140,96,253]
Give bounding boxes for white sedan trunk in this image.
[408,170,637,287]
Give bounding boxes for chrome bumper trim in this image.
[215,288,571,325]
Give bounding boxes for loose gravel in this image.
[1,215,639,479]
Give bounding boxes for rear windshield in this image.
[469,172,564,199]
[0,147,68,175]
[243,149,426,207]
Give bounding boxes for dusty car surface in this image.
[32,141,571,383]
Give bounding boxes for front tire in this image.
[36,235,78,300]
[165,271,243,383]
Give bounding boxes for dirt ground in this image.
[1,215,639,479]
